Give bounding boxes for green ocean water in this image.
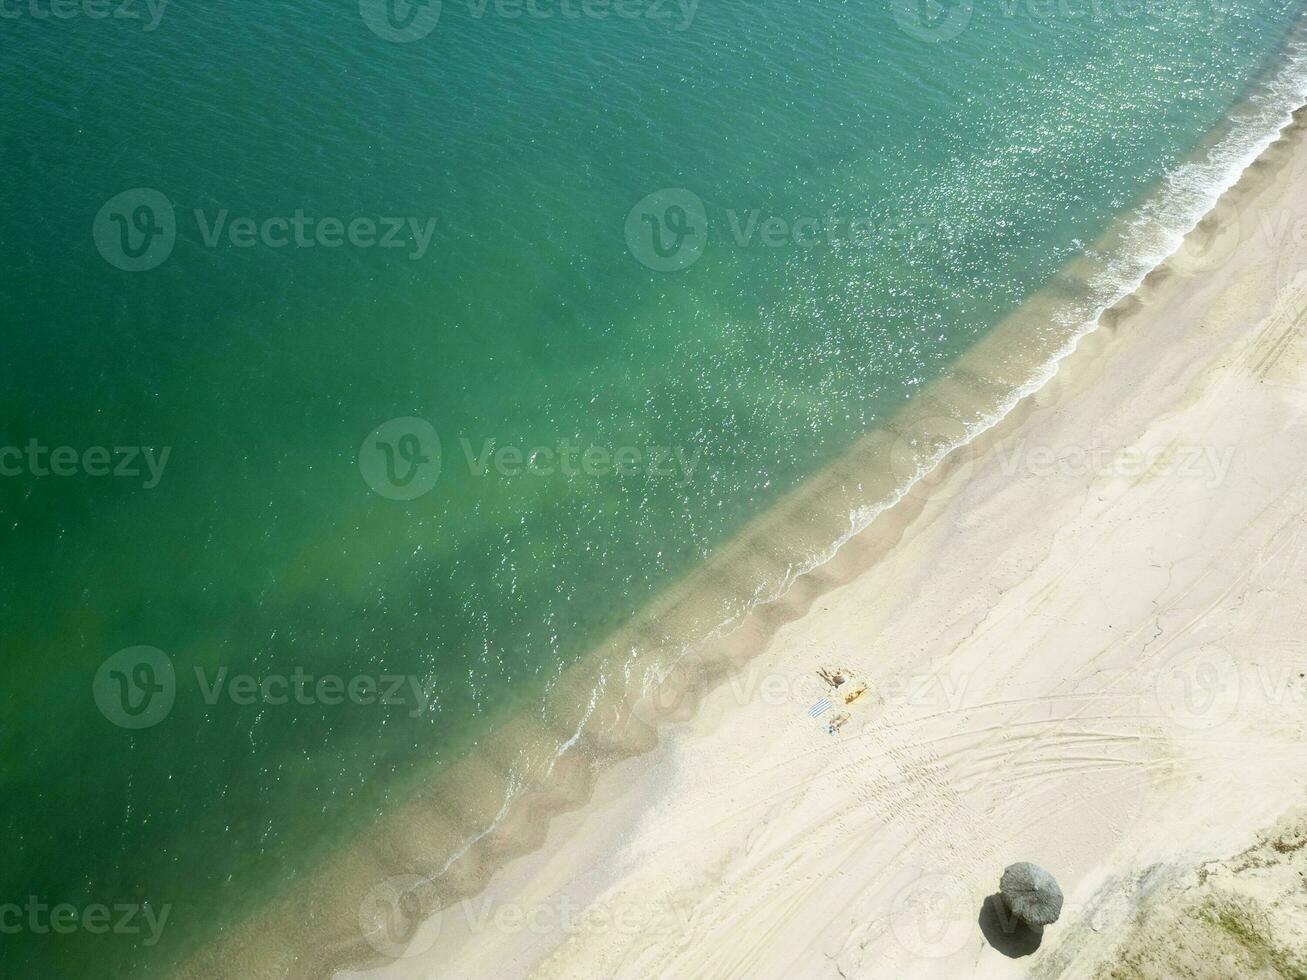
[3,0,1307,975]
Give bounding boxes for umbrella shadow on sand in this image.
[978,893,1044,957]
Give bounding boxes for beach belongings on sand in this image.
[811,667,869,734]
[999,862,1064,926]
[826,712,850,734]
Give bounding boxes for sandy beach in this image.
[336,108,1307,980]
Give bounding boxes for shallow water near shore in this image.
[5,0,1307,976]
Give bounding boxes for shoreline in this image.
[176,34,1307,980]
[346,94,1307,980]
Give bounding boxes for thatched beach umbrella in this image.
[999,862,1063,926]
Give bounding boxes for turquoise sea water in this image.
[4,0,1307,975]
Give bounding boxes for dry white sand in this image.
[343,116,1307,980]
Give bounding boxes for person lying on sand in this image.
[817,667,849,689]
